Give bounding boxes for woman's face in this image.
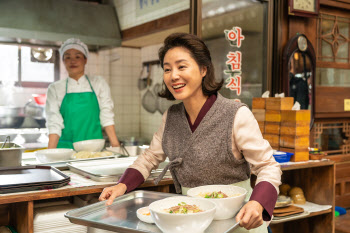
[63,49,87,78]
[163,47,207,101]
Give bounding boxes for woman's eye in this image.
[164,68,171,72]
[179,66,186,70]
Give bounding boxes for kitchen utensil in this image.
[32,94,47,105]
[20,132,42,143]
[1,136,10,149]
[157,98,173,114]
[31,48,53,62]
[142,65,157,113]
[68,157,169,182]
[119,143,130,157]
[153,83,161,96]
[0,130,17,142]
[0,106,25,128]
[0,142,24,167]
[106,145,148,157]
[223,221,240,233]
[138,65,152,90]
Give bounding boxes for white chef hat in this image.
[59,38,89,60]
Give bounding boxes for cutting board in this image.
[273,205,304,217]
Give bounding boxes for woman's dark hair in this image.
[158,33,223,100]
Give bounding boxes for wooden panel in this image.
[122,10,190,41]
[0,204,9,226]
[252,97,266,109]
[9,201,33,233]
[266,97,294,110]
[315,87,350,115]
[272,164,335,233]
[335,210,350,233]
[335,162,350,208]
[320,0,350,10]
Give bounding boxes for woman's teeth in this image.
[173,84,185,89]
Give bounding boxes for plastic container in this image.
[273,151,293,163]
[32,94,47,105]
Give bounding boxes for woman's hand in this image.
[235,200,264,230]
[99,183,127,205]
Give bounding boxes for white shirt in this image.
[45,75,115,137]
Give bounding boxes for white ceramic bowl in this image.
[137,206,154,224]
[187,185,247,220]
[73,139,105,152]
[35,149,74,163]
[149,197,216,233]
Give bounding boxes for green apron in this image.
[182,179,268,233]
[57,76,103,149]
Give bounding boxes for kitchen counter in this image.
[0,170,174,233]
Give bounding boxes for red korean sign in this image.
[224,27,245,96]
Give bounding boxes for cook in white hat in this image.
[45,38,120,149]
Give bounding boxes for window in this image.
[0,44,59,88]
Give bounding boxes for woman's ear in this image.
[201,66,207,78]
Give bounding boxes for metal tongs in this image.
[118,143,130,158]
[1,136,11,149]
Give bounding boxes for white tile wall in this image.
[139,43,176,142]
[109,47,142,141]
[114,0,189,30]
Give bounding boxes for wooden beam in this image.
[122,10,190,41]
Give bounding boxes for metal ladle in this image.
[1,136,11,149]
[118,143,130,158]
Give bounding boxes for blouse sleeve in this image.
[233,106,282,220]
[45,84,64,136]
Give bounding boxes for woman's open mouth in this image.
[172,84,186,92]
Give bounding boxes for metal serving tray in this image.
[22,153,117,170]
[65,190,240,233]
[0,165,70,194]
[68,158,169,182]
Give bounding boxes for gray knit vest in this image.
[161,94,251,193]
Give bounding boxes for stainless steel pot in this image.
[0,142,24,167]
[0,106,25,128]
[0,116,25,128]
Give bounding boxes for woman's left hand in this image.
[235,200,264,230]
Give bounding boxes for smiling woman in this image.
[45,38,121,152]
[99,33,282,233]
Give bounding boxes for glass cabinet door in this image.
[201,0,270,108]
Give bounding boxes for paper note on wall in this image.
[345,99,350,111]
